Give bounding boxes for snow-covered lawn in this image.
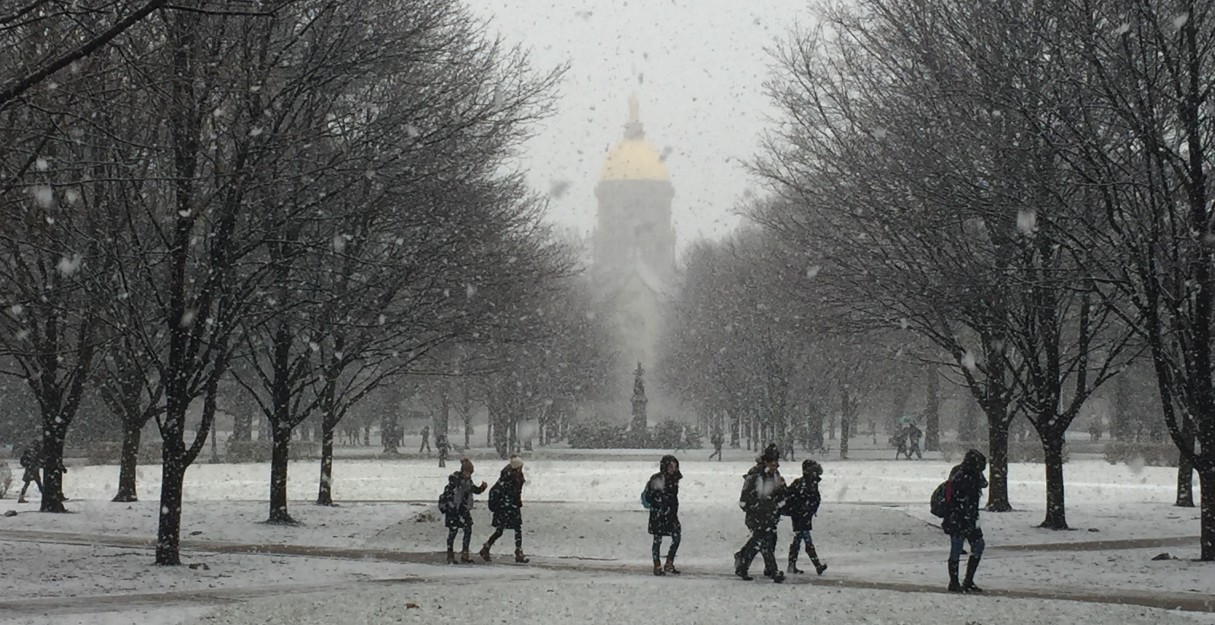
[185,577,1213,625]
[0,456,1209,625]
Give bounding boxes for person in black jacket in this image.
[782,458,827,575]
[942,449,988,592]
[644,455,683,576]
[17,438,42,504]
[734,444,786,582]
[441,458,487,564]
[479,455,529,563]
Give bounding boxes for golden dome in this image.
[599,95,669,182]
[600,139,669,181]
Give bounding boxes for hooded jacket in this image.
[645,455,682,536]
[740,463,786,530]
[782,474,821,532]
[490,465,525,530]
[942,449,987,536]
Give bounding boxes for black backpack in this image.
[930,480,952,518]
[487,481,505,513]
[438,481,456,515]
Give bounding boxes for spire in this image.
[624,94,644,140]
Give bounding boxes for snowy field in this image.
[1,453,1210,625]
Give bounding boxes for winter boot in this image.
[771,570,786,584]
[460,549,473,564]
[653,558,665,576]
[515,549,530,564]
[963,555,983,593]
[663,556,680,575]
[806,546,827,575]
[787,546,803,574]
[947,559,961,592]
[479,544,492,562]
[446,549,457,565]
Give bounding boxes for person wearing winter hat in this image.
[442,458,487,563]
[734,443,787,582]
[782,459,827,575]
[942,449,988,592]
[480,456,529,563]
[643,455,683,576]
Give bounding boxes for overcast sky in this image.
[469,0,814,256]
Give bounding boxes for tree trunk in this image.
[233,411,252,441]
[39,427,68,513]
[1199,467,1214,561]
[807,410,824,451]
[839,388,853,460]
[1039,431,1068,529]
[985,416,1012,512]
[113,420,142,502]
[1112,372,1132,441]
[729,406,740,447]
[924,369,940,451]
[268,423,294,524]
[156,444,186,565]
[960,396,979,444]
[1176,419,1195,507]
[317,412,337,506]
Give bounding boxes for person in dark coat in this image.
[17,438,42,504]
[942,449,988,592]
[419,425,431,455]
[709,428,724,461]
[479,455,529,563]
[908,424,923,460]
[436,433,449,468]
[782,458,827,575]
[734,443,787,582]
[442,458,487,564]
[644,454,683,576]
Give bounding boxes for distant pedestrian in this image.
[908,424,923,460]
[642,454,683,576]
[941,449,988,592]
[734,444,786,583]
[17,438,42,504]
[419,425,431,455]
[436,433,449,468]
[438,458,487,564]
[782,459,827,575]
[480,455,529,564]
[709,428,724,461]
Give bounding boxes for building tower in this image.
[592,96,676,386]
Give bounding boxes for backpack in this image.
[488,481,505,513]
[640,486,652,510]
[438,481,456,515]
[930,480,952,518]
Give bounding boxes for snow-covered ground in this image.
[1,455,1210,625]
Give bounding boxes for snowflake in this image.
[57,254,83,276]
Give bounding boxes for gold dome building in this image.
[592,96,677,402]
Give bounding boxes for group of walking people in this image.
[438,456,529,565]
[436,443,990,593]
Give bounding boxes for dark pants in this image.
[447,526,472,551]
[652,530,681,561]
[19,470,42,500]
[709,446,722,460]
[420,438,430,453]
[949,530,985,561]
[737,525,778,574]
[487,526,523,550]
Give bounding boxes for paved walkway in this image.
[0,529,1211,617]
